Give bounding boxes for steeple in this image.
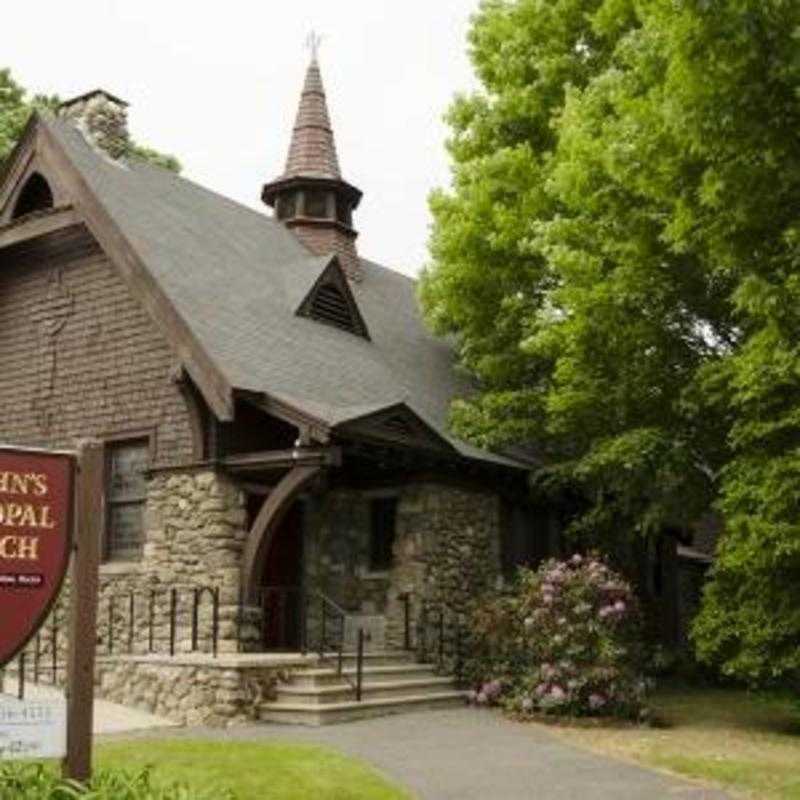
[263,51,363,281]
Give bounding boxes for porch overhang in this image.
[223,446,341,475]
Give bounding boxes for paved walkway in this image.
[109,708,728,799]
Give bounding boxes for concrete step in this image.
[274,676,456,705]
[286,664,438,688]
[318,650,417,668]
[260,690,467,726]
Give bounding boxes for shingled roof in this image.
[35,113,525,470]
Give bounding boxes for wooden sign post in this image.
[63,439,103,782]
[0,440,103,781]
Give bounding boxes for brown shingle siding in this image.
[0,239,195,467]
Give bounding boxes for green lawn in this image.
[545,683,800,799]
[95,739,411,800]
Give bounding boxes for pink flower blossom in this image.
[521,697,534,712]
[614,600,626,613]
[588,693,606,710]
[484,680,502,699]
[549,685,566,701]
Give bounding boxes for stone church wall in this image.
[304,483,503,653]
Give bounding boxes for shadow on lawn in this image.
[651,682,800,737]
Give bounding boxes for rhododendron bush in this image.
[466,555,648,719]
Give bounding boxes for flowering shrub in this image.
[465,554,649,719]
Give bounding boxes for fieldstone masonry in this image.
[305,483,503,655]
[94,655,288,727]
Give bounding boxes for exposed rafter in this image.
[0,206,80,250]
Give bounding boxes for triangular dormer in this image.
[296,257,370,339]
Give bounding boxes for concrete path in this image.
[2,684,178,735]
[108,707,729,799]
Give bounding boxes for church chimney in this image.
[58,90,130,160]
[262,51,363,281]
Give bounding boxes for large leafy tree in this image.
[0,69,180,172]
[422,0,800,683]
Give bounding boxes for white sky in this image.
[5,0,480,277]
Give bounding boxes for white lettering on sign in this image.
[0,696,66,760]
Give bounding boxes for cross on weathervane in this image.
[306,30,323,60]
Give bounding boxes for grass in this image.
[94,739,412,800]
[543,682,800,799]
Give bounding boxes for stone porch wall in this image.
[94,655,301,727]
[304,483,503,653]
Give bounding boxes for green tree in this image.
[0,68,180,172]
[422,0,800,683]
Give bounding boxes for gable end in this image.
[296,257,370,339]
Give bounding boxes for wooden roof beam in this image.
[223,446,341,474]
[0,206,81,250]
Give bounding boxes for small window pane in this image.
[369,497,398,572]
[108,503,145,561]
[276,194,296,220]
[304,190,329,219]
[107,440,148,561]
[336,196,352,226]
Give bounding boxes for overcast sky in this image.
[5,1,480,276]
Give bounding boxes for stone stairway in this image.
[260,650,466,725]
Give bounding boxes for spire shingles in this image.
[283,57,341,180]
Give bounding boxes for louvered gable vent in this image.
[297,264,370,339]
[311,283,355,331]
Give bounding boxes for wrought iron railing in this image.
[406,595,465,686]
[106,585,220,658]
[244,585,366,701]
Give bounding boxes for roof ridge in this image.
[43,113,292,234]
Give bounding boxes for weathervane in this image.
[306,30,323,60]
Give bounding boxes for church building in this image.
[0,55,542,724]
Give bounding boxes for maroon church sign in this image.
[0,446,74,667]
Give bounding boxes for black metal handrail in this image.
[106,585,220,658]
[413,598,465,686]
[311,590,365,700]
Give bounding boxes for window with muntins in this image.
[106,440,148,561]
[369,496,398,572]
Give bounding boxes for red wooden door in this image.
[260,502,303,649]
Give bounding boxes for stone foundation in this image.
[93,654,310,727]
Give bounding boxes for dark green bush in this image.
[0,763,233,799]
